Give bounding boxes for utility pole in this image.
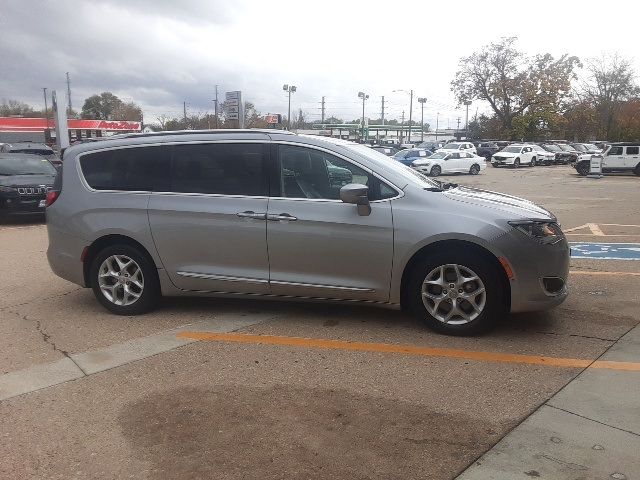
[321,96,325,123]
[435,112,440,141]
[42,88,49,126]
[408,89,413,143]
[400,110,405,144]
[65,72,72,115]
[464,100,472,138]
[456,117,461,138]
[358,92,369,142]
[214,85,219,129]
[417,97,427,142]
[380,96,385,125]
[183,101,187,126]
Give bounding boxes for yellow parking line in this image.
[176,332,640,371]
[570,270,640,277]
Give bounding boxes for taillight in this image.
[46,190,59,207]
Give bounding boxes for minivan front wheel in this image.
[406,250,505,335]
[90,245,160,315]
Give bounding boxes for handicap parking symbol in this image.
[569,242,640,261]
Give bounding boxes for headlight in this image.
[0,186,16,193]
[509,221,563,244]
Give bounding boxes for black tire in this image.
[490,162,498,167]
[513,158,520,168]
[530,157,536,167]
[634,163,640,176]
[89,244,160,315]
[484,154,492,162]
[430,165,442,177]
[576,161,590,176]
[406,249,506,335]
[469,164,480,175]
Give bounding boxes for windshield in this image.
[393,150,409,158]
[584,144,599,150]
[428,152,447,160]
[502,146,522,153]
[441,143,461,150]
[346,144,441,189]
[572,144,588,152]
[0,156,57,175]
[543,144,561,152]
[559,144,576,151]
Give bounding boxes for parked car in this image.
[370,145,399,156]
[392,148,430,166]
[571,143,601,155]
[491,144,537,167]
[539,144,564,164]
[0,141,60,166]
[46,129,569,336]
[555,144,579,164]
[416,141,445,153]
[530,144,556,166]
[436,142,477,155]
[574,143,640,176]
[473,142,500,161]
[412,151,486,177]
[0,153,56,218]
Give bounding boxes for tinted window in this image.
[626,146,639,155]
[80,146,170,191]
[171,143,267,196]
[608,146,623,156]
[279,145,395,201]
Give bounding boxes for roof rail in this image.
[101,129,294,141]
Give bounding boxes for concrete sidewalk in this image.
[457,323,640,479]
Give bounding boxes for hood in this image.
[493,151,519,158]
[442,186,555,220]
[0,174,56,187]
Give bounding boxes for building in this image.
[0,117,142,145]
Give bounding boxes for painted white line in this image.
[587,223,605,236]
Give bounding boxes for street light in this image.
[283,84,297,130]
[358,91,369,142]
[417,97,427,142]
[435,112,440,141]
[464,100,472,138]
[393,89,413,143]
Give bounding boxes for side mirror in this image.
[340,183,371,216]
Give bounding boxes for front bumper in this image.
[494,228,570,313]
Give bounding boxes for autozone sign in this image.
[265,114,281,124]
[0,117,141,132]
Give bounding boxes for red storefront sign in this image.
[0,117,141,132]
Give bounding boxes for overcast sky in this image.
[1,0,638,128]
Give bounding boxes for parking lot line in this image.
[175,332,640,371]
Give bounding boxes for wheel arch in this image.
[82,234,158,287]
[399,239,511,312]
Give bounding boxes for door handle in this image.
[237,211,266,220]
[267,213,297,221]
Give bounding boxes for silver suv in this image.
[46,130,569,335]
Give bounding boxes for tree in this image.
[0,99,42,117]
[81,92,142,121]
[581,54,639,140]
[452,37,580,139]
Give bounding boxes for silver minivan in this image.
[46,130,569,335]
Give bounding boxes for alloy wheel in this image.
[421,264,486,325]
[98,255,144,306]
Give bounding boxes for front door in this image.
[603,146,625,169]
[148,142,270,293]
[266,144,395,302]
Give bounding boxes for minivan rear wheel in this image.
[406,250,505,335]
[90,244,160,315]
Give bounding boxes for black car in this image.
[0,141,61,167]
[473,141,500,161]
[0,153,57,218]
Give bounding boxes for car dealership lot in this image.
[1,165,639,479]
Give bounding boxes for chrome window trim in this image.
[270,280,374,292]
[176,271,268,284]
[274,140,405,202]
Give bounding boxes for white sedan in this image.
[435,141,478,155]
[412,151,486,177]
[491,144,536,167]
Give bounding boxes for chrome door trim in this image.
[176,271,268,284]
[270,280,374,292]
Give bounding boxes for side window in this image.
[608,146,623,156]
[450,153,460,159]
[171,143,267,196]
[626,146,639,155]
[80,146,171,191]
[278,145,395,201]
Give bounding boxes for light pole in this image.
[283,84,297,130]
[358,91,369,142]
[435,112,440,141]
[42,87,49,127]
[393,89,414,143]
[417,97,427,142]
[464,100,472,138]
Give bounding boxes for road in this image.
[1,165,638,479]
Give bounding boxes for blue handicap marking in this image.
[569,242,640,261]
